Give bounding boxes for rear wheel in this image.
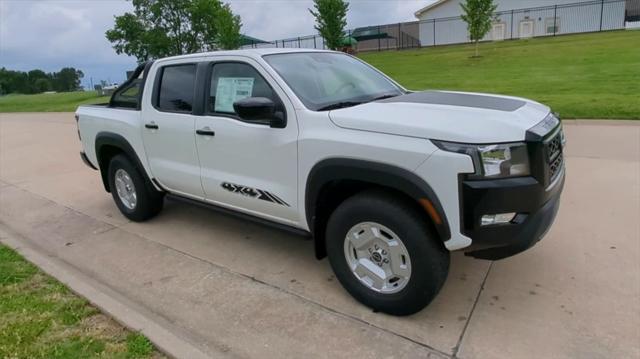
[108,154,164,222]
[326,190,449,316]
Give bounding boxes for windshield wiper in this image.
[370,93,400,101]
[316,93,401,111]
[316,101,364,111]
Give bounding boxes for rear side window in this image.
[157,64,196,113]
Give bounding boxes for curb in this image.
[0,223,217,359]
[562,119,640,126]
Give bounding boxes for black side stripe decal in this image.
[269,193,289,207]
[260,190,282,205]
[221,182,290,207]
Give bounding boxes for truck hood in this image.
[328,91,551,143]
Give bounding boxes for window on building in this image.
[545,17,561,34]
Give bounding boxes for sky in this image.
[0,0,434,90]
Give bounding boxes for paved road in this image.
[0,113,638,358]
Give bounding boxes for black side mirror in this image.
[233,97,286,128]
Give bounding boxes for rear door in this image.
[141,62,205,198]
[194,59,300,224]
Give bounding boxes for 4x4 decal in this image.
[221,182,290,207]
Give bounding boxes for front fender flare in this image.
[305,158,452,258]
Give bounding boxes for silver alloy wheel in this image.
[114,169,137,210]
[344,222,412,294]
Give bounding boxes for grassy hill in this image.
[1,31,637,118]
[0,91,109,113]
[359,30,640,119]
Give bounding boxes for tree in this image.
[0,68,29,94]
[0,67,84,94]
[309,0,349,51]
[215,3,242,50]
[34,78,52,93]
[52,68,84,92]
[460,0,497,57]
[106,0,242,62]
[26,70,48,93]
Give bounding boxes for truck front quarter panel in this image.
[415,149,476,251]
[298,110,459,256]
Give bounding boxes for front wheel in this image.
[326,190,450,316]
[108,154,164,222]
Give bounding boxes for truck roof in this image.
[156,48,335,63]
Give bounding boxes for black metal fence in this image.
[241,0,637,51]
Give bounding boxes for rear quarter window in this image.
[110,79,141,109]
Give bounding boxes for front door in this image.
[194,59,300,225]
[141,63,205,198]
[492,23,506,41]
[520,20,535,38]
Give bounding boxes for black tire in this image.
[326,190,450,316]
[107,154,164,222]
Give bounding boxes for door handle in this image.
[196,128,215,137]
[145,123,159,130]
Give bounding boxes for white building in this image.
[415,0,629,46]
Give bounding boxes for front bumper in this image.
[461,168,564,260]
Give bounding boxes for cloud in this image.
[230,0,426,40]
[0,0,433,88]
[1,0,137,88]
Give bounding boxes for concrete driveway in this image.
[0,113,638,358]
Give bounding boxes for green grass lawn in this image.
[0,244,162,358]
[1,31,637,118]
[0,91,109,113]
[360,30,640,119]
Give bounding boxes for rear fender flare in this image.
[94,132,155,192]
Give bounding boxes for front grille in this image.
[547,134,562,162]
[549,152,563,180]
[545,130,564,182]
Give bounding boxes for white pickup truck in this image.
[76,48,565,315]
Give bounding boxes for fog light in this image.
[481,213,517,226]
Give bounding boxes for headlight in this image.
[432,140,530,179]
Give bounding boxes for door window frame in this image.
[152,63,198,115]
[203,60,287,126]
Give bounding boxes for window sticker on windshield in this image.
[214,77,254,113]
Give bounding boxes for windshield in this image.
[263,52,404,111]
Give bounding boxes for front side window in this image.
[208,62,280,115]
[157,64,196,113]
[264,52,404,111]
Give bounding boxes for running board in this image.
[165,194,312,239]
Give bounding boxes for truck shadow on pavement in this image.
[119,197,491,355]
